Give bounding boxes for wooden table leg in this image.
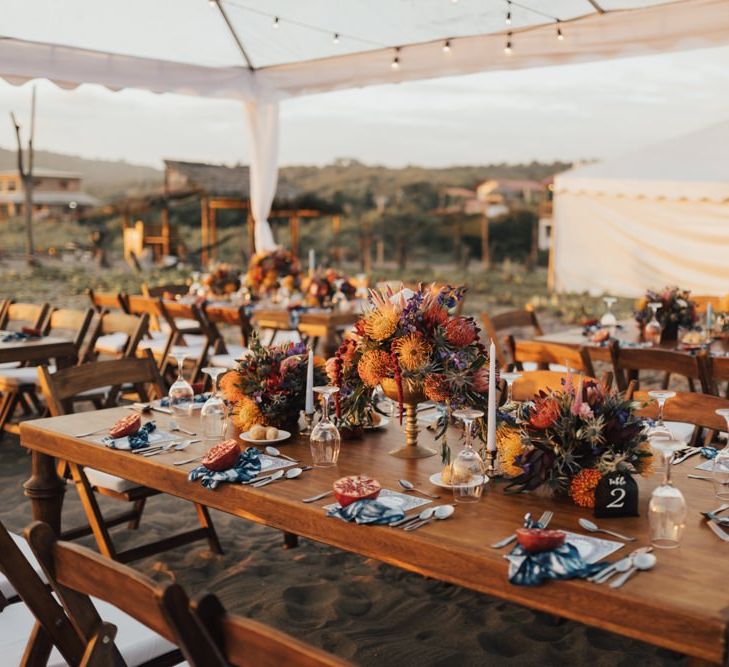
[23,451,65,535]
[322,327,339,358]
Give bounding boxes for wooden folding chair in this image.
[0,298,10,324]
[91,311,149,361]
[609,341,709,393]
[185,592,351,667]
[480,306,543,369]
[703,354,729,398]
[691,294,729,315]
[0,301,50,331]
[202,304,252,370]
[142,282,190,299]
[510,339,595,377]
[126,295,177,368]
[158,301,217,382]
[37,355,222,563]
[0,307,95,435]
[508,369,612,403]
[87,289,128,314]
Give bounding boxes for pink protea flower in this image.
[571,375,585,417]
[472,367,491,393]
[444,317,477,347]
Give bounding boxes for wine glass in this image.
[646,390,676,439]
[310,386,341,467]
[168,350,194,417]
[451,408,488,503]
[648,436,687,549]
[713,409,729,500]
[644,302,663,346]
[500,372,522,407]
[600,296,618,331]
[200,367,228,441]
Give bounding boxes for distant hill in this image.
[0,146,163,198]
[0,147,570,203]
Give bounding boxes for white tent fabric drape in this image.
[244,100,279,253]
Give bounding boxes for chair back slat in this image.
[87,289,128,313]
[38,352,163,415]
[2,302,50,330]
[511,339,595,376]
[632,390,729,432]
[43,307,95,352]
[92,311,149,360]
[0,521,85,664]
[142,282,190,298]
[611,343,708,392]
[204,304,253,347]
[705,355,729,394]
[510,370,610,403]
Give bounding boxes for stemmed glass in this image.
[713,409,729,500]
[600,297,618,331]
[168,350,194,417]
[648,435,687,548]
[373,385,398,418]
[646,390,676,439]
[501,372,522,407]
[310,386,341,467]
[200,367,228,441]
[451,408,488,503]
[644,302,663,345]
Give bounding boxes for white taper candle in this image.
[305,348,314,414]
[487,339,497,452]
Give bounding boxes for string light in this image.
[272,16,280,29]
[506,1,512,25]
[208,0,216,6]
[333,32,340,44]
[391,47,401,70]
[556,20,564,40]
[504,32,513,54]
[442,39,451,53]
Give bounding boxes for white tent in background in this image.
[552,120,729,297]
[1,0,729,253]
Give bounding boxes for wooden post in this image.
[160,204,171,257]
[289,215,300,259]
[481,215,490,270]
[200,197,209,267]
[209,207,217,261]
[10,86,36,265]
[247,212,255,257]
[332,215,341,265]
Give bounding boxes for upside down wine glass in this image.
[646,390,676,440]
[200,367,229,441]
[600,296,618,331]
[644,301,663,346]
[501,372,522,407]
[168,350,194,418]
[648,435,687,549]
[310,386,341,467]
[451,408,487,503]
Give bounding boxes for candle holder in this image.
[300,411,315,437]
[485,449,502,478]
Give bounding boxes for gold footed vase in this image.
[380,378,437,459]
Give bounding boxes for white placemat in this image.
[562,531,624,564]
[94,429,176,450]
[324,488,432,513]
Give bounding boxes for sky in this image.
[0,43,727,169]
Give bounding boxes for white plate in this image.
[429,471,488,490]
[239,429,291,444]
[364,417,390,431]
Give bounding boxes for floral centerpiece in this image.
[328,284,495,456]
[501,377,652,508]
[244,249,301,298]
[220,335,327,432]
[202,263,241,296]
[635,287,697,342]
[301,269,356,308]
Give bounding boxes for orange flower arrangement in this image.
[569,468,603,508]
[529,396,561,429]
[424,374,449,403]
[357,350,392,387]
[394,333,432,372]
[443,317,478,347]
[232,396,264,432]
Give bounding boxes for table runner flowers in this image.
[635,286,697,340]
[245,248,301,298]
[220,335,327,432]
[502,376,653,507]
[301,269,356,308]
[202,263,241,296]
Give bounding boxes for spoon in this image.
[578,518,636,542]
[398,479,440,499]
[404,504,455,531]
[609,552,657,588]
[142,438,200,457]
[392,506,435,528]
[253,468,302,487]
[169,420,196,436]
[265,445,298,463]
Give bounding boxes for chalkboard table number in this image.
[594,471,639,518]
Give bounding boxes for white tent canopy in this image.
[2,0,729,251]
[552,120,729,297]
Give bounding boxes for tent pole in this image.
[213,0,255,70]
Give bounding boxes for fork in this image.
[173,455,203,466]
[142,439,199,457]
[301,490,333,503]
[490,511,553,549]
[74,426,109,438]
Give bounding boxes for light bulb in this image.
[272,16,280,29]
[504,34,512,54]
[333,33,340,44]
[506,11,511,25]
[208,0,216,6]
[391,57,400,70]
[556,23,564,40]
[442,39,451,53]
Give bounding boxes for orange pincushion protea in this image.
[219,371,246,404]
[424,374,449,403]
[357,350,392,387]
[443,317,477,347]
[569,468,603,508]
[394,333,432,372]
[529,396,561,429]
[496,425,526,478]
[363,310,399,341]
[232,397,264,432]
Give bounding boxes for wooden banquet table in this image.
[536,321,729,361]
[20,410,729,665]
[0,335,76,367]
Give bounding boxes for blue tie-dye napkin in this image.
[188,447,262,489]
[1,332,30,342]
[103,422,157,450]
[327,499,406,525]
